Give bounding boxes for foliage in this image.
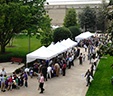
[68,26,81,40]
[0,0,46,53]
[109,0,113,5]
[63,8,77,28]
[78,6,96,32]
[86,55,113,96]
[37,15,53,47]
[0,34,41,62]
[96,7,107,32]
[53,27,72,43]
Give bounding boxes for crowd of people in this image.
[0,68,28,92]
[0,33,104,94]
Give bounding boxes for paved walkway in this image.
[0,62,24,75]
[0,48,92,96]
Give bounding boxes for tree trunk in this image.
[0,44,5,53]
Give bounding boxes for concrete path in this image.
[0,62,24,75]
[0,48,92,96]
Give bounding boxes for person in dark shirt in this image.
[41,65,47,81]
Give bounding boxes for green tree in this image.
[0,0,46,53]
[109,0,113,5]
[63,8,77,28]
[53,27,72,43]
[37,15,53,47]
[96,9,106,32]
[96,0,108,32]
[68,26,81,40]
[79,6,96,32]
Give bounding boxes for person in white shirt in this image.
[1,68,6,76]
[47,65,52,79]
[84,44,87,52]
[83,54,86,62]
[0,74,6,92]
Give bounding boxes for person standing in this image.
[47,65,52,79]
[84,44,87,52]
[39,73,45,94]
[62,61,67,76]
[76,48,80,57]
[54,63,60,77]
[83,54,86,62]
[68,55,72,69]
[0,74,6,92]
[1,68,7,76]
[7,75,13,91]
[78,53,83,65]
[23,72,28,87]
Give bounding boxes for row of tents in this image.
[26,38,77,63]
[26,31,95,63]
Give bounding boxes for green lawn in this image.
[0,34,41,62]
[6,34,41,54]
[86,55,113,96]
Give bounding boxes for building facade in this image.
[45,0,109,26]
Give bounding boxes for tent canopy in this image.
[26,38,77,63]
[75,31,94,42]
[26,46,57,63]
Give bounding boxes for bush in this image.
[68,26,81,40]
[53,27,72,43]
[0,52,26,63]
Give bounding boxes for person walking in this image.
[84,69,92,87]
[39,73,45,94]
[41,64,47,81]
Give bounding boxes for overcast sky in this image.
[46,0,109,5]
[46,0,109,2]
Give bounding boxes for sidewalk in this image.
[0,48,91,96]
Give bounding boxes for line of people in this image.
[0,68,28,92]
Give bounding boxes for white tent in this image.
[26,46,57,63]
[47,43,63,55]
[60,38,77,49]
[75,31,94,42]
[26,38,77,63]
[53,42,68,53]
[66,38,77,47]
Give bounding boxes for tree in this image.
[98,0,113,56]
[68,26,81,41]
[109,0,113,5]
[37,15,53,47]
[79,6,96,32]
[96,0,108,32]
[53,27,72,43]
[63,8,77,28]
[0,0,46,53]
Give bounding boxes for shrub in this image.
[68,26,81,40]
[53,27,72,43]
[0,52,26,63]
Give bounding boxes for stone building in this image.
[45,0,109,25]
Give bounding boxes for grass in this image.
[86,55,113,96]
[0,34,41,62]
[6,34,41,54]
